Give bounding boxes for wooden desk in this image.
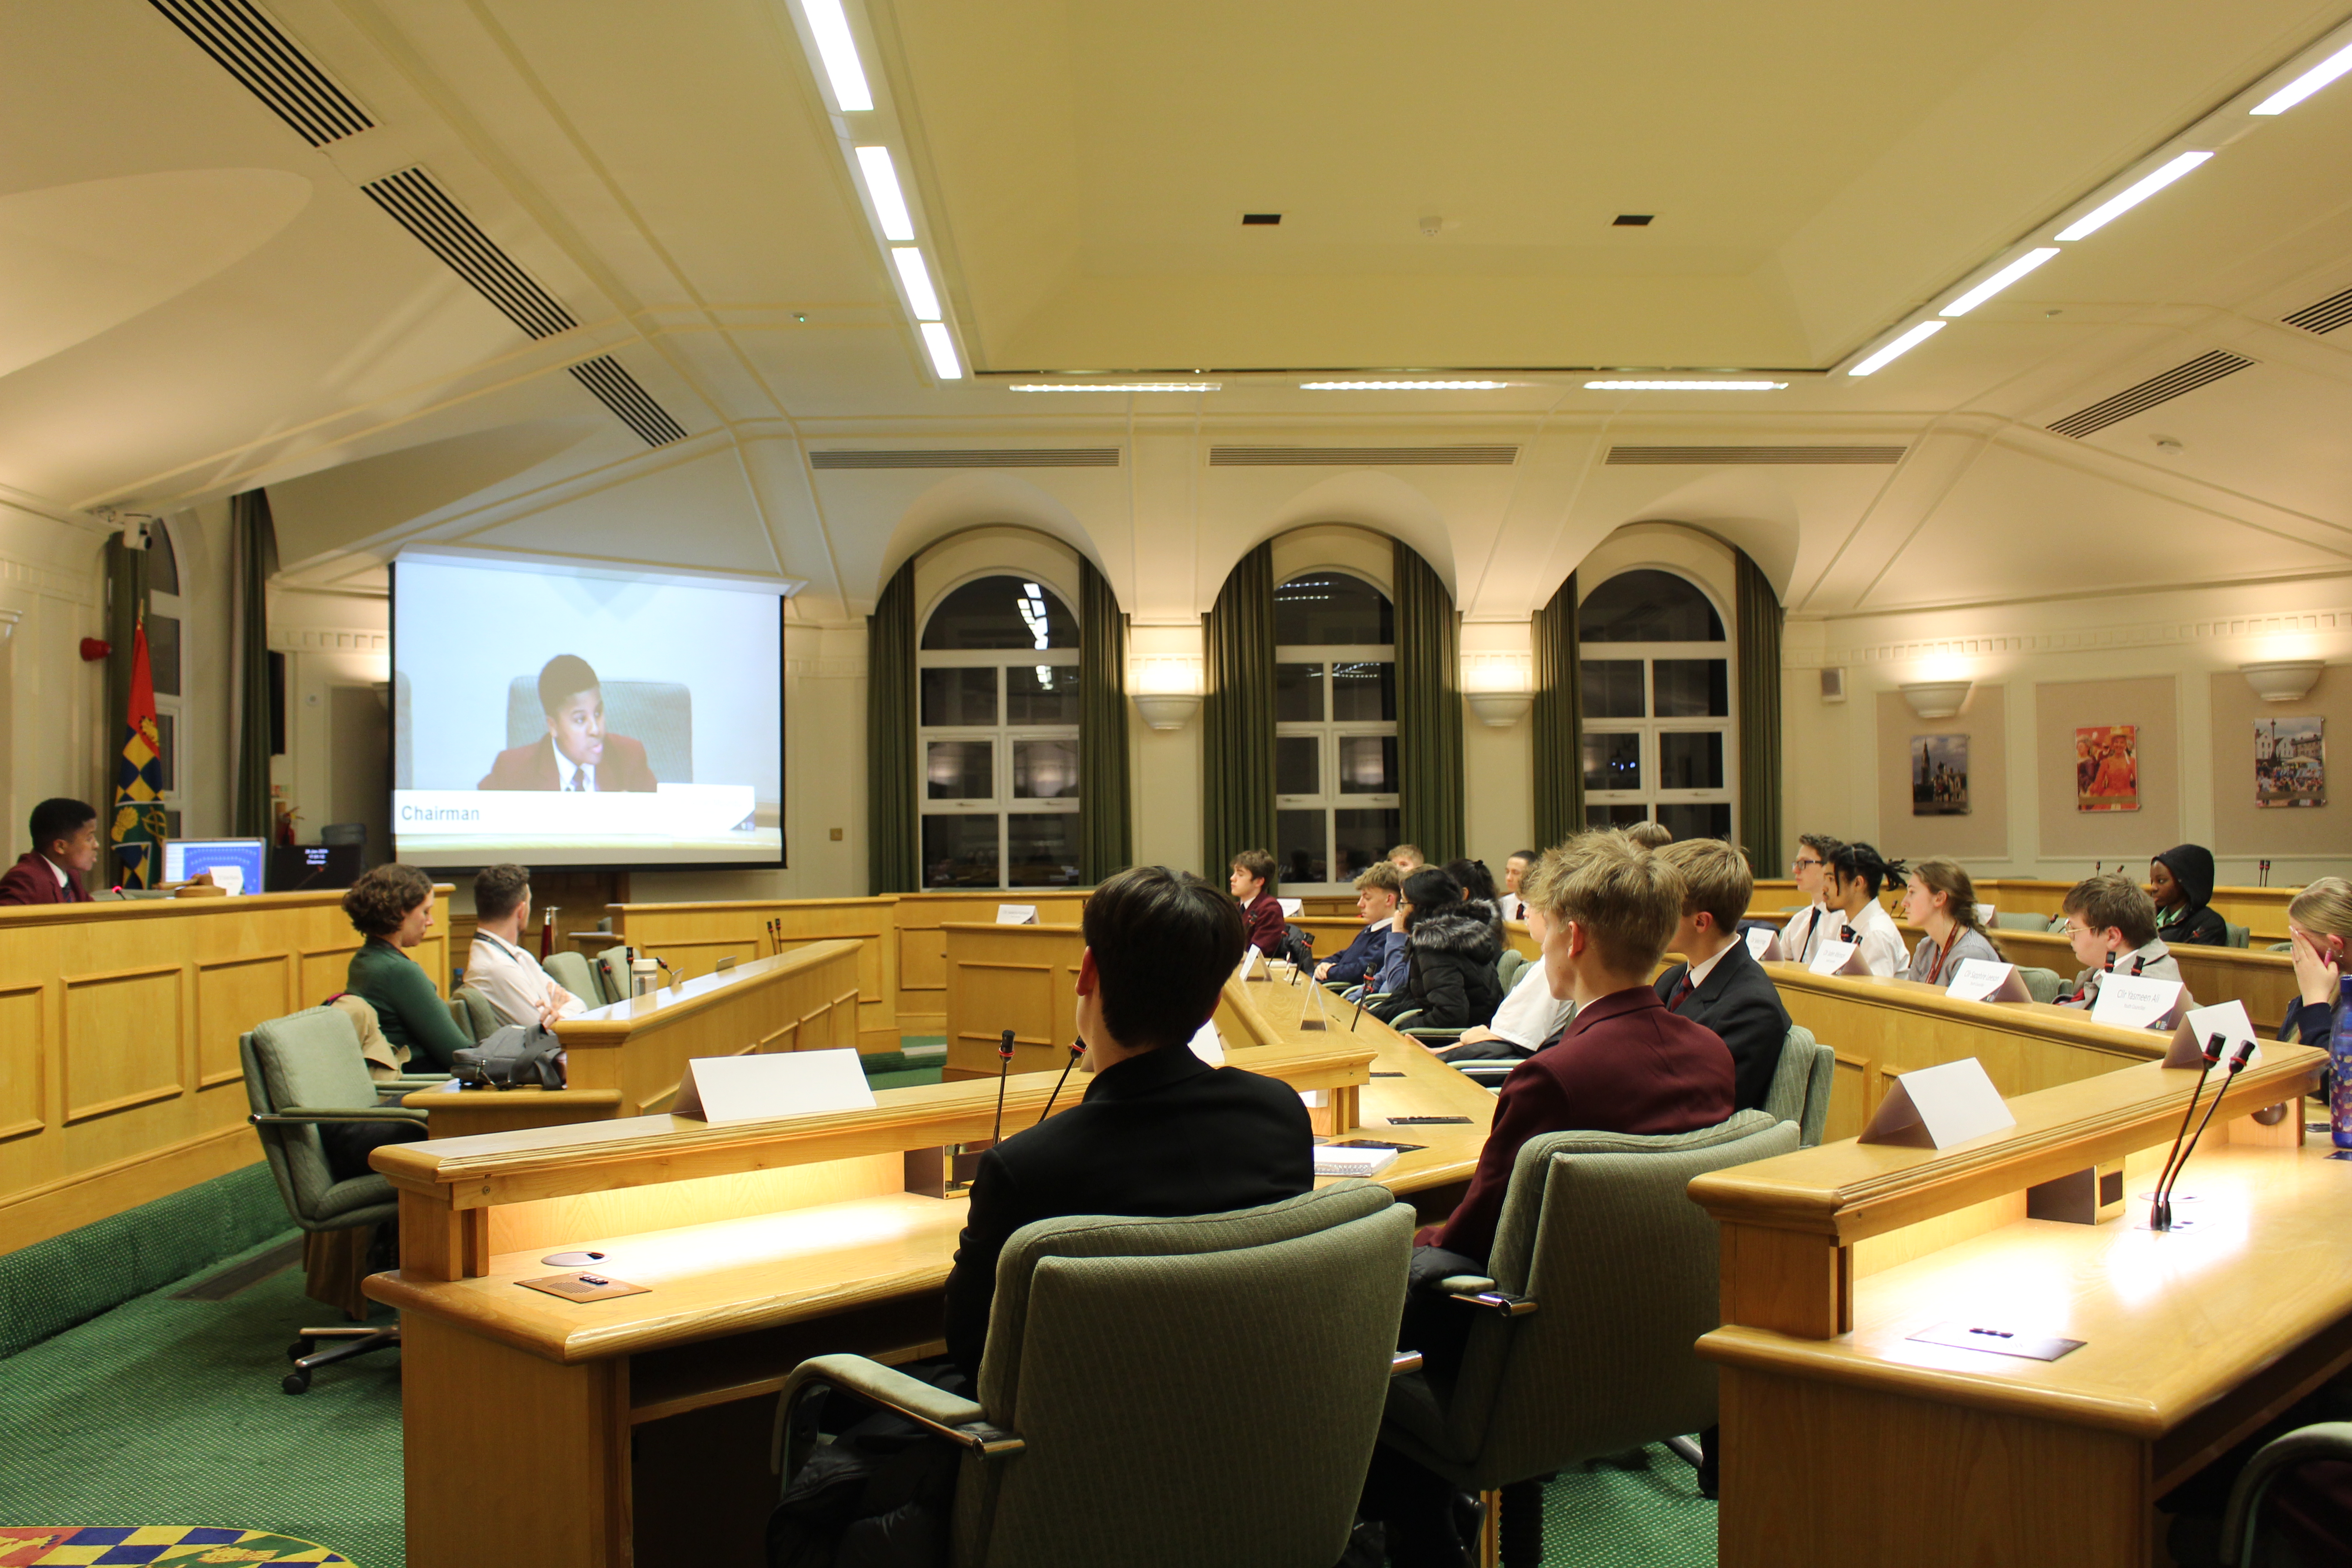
[1898,921,2303,1033]
[940,921,1083,1079]
[369,975,1481,1567]
[1690,1049,2329,1568]
[1763,965,2170,1144]
[0,884,451,1253]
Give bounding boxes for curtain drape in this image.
[1531,572,1582,850]
[1078,556,1131,883]
[1735,549,1784,872]
[1393,539,1463,862]
[229,491,279,840]
[1201,542,1276,878]
[103,532,150,812]
[866,559,920,894]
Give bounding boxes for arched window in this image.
[1580,568,1735,840]
[917,575,1081,888]
[1274,572,1398,887]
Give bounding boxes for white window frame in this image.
[1578,576,1739,842]
[1273,632,1401,894]
[147,521,185,833]
[915,593,1083,891]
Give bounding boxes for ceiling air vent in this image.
[568,357,686,448]
[149,0,373,146]
[2283,285,2352,336]
[1208,446,1517,466]
[1605,445,1903,465]
[2047,350,2254,439]
[361,169,578,341]
[809,448,1121,470]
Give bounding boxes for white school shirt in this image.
[1781,900,1832,964]
[551,737,596,793]
[1489,956,1576,1049]
[466,931,591,1028]
[1834,899,1908,977]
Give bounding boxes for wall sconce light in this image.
[1899,680,1972,720]
[1465,691,1534,728]
[1461,650,1533,726]
[1133,693,1201,730]
[1131,657,1202,730]
[2239,660,2323,702]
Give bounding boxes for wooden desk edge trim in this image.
[550,941,862,1045]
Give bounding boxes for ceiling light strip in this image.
[2251,39,2352,114]
[800,0,873,111]
[1939,247,2060,316]
[1298,379,1510,390]
[2054,152,2212,241]
[1847,320,1945,377]
[1007,382,1222,392]
[890,248,942,320]
[855,147,915,241]
[920,322,963,379]
[1583,380,1786,391]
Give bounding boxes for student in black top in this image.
[2151,843,2230,947]
[1369,868,1504,1031]
[1653,838,1791,1112]
[943,865,1315,1379]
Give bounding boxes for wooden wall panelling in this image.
[195,951,296,1087]
[61,964,186,1124]
[941,923,1083,1079]
[892,891,1088,1039]
[0,983,44,1143]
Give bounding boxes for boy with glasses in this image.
[1778,833,1842,964]
[2054,872,2179,1007]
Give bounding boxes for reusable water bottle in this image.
[2330,975,2352,1150]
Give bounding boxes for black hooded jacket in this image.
[2153,843,2230,947]
[1370,900,1504,1029]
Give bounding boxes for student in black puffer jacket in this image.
[1371,869,1504,1030]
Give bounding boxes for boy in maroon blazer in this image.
[1227,847,1285,958]
[0,799,99,905]
[477,654,660,792]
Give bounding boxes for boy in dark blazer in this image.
[1654,837,1792,1113]
[943,865,1314,1379]
[1318,860,1402,984]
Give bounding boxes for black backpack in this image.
[451,1022,566,1089]
[1279,924,1317,970]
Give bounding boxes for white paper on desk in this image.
[1190,1020,1225,1066]
[1314,1144,1398,1178]
[1278,897,1303,917]
[1947,959,2030,1004]
[995,904,1039,925]
[2165,1000,2264,1069]
[1808,940,1867,977]
[1857,1057,2015,1148]
[1745,927,1783,962]
[2091,975,2185,1032]
[671,1047,876,1124]
[211,864,245,896]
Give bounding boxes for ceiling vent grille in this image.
[568,357,686,447]
[809,448,1121,470]
[361,169,578,340]
[1606,445,1904,465]
[1208,445,1517,466]
[2047,350,2254,439]
[148,0,373,146]
[2283,285,2352,336]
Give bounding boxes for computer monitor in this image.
[266,843,364,893]
[161,838,267,895]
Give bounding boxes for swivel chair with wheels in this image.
[241,1007,432,1393]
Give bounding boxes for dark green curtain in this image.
[230,491,279,839]
[1393,540,1463,862]
[1078,557,1131,882]
[103,531,151,797]
[1735,549,1784,872]
[866,560,919,894]
[1201,542,1276,877]
[1531,573,1582,849]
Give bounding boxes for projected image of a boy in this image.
[478,654,659,792]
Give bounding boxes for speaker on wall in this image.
[1819,667,1847,703]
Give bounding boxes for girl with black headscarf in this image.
[2151,844,2230,947]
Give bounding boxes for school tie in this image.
[1668,971,1695,1011]
[569,766,586,792]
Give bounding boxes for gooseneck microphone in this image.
[988,1028,1015,1148]
[2153,1034,2257,1230]
[2151,1033,2225,1231]
[1038,1040,1086,1125]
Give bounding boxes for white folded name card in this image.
[1975,903,1996,925]
[1190,1020,1225,1065]
[2165,999,2264,1069]
[1746,927,1783,962]
[1278,898,1303,917]
[2091,975,2185,1032]
[672,1047,877,1124]
[995,904,1039,925]
[1858,1057,2016,1148]
[1946,959,2030,1004]
[1808,940,1868,977]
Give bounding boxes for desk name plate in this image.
[1908,1321,2084,1362]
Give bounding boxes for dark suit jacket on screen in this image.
[943,1042,1314,1379]
[477,734,659,792]
[1654,940,1791,1113]
[0,853,89,906]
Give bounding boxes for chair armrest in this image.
[1441,1277,1537,1316]
[2223,1421,2352,1564]
[1390,1351,1424,1376]
[776,1354,1021,1461]
[252,1107,430,1127]
[1402,1027,1464,1045]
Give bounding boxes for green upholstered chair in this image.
[594,944,633,1005]
[1379,1109,1801,1564]
[241,1006,431,1394]
[2018,966,2066,1004]
[1762,1025,1834,1147]
[773,1184,1416,1568]
[1496,950,1527,992]
[448,985,500,1043]
[2226,921,2251,949]
[2221,1421,2352,1565]
[543,950,600,1011]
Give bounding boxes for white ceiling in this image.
[4,0,2352,625]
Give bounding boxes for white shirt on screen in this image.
[550,737,596,793]
[1489,956,1575,1050]
[466,931,590,1028]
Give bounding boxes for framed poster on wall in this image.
[1911,734,1970,815]
[2076,725,2139,813]
[2255,717,2325,808]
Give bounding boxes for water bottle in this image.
[2331,975,2352,1149]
